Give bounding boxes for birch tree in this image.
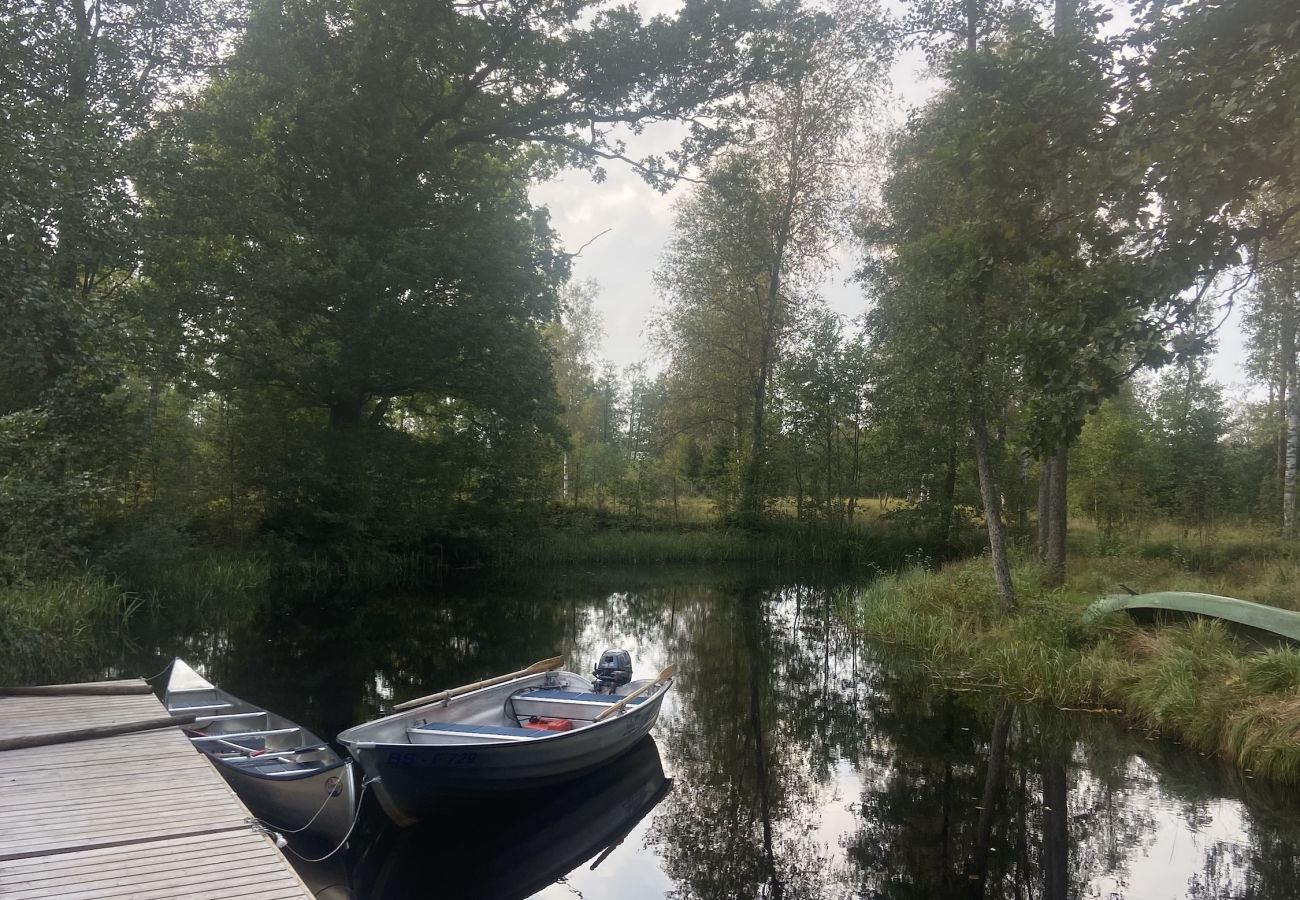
[1242,224,1300,533]
[656,1,888,523]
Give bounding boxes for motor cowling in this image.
[592,649,633,693]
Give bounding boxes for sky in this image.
[527,2,1252,396]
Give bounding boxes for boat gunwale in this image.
[213,754,354,782]
[338,671,673,752]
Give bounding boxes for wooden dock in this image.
[0,678,315,899]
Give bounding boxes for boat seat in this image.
[522,690,648,705]
[407,721,542,743]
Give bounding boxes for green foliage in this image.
[1128,0,1300,276]
[1071,388,1156,538]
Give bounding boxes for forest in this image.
[2,0,1298,618]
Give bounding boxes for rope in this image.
[246,775,377,863]
[278,775,371,863]
[247,762,348,836]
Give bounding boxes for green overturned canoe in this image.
[1085,591,1300,642]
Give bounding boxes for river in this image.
[60,566,1300,898]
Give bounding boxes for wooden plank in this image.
[0,682,153,697]
[0,830,254,876]
[0,688,312,899]
[1,859,289,899]
[0,829,311,899]
[0,695,168,742]
[0,785,237,821]
[1,842,261,885]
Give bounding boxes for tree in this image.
[1127,0,1300,287]
[143,0,797,536]
[547,280,605,505]
[0,0,227,573]
[1147,358,1231,534]
[1070,389,1156,541]
[1241,221,1300,532]
[656,2,887,524]
[866,0,1186,603]
[776,309,869,527]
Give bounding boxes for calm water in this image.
[77,567,1300,898]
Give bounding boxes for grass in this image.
[497,516,972,569]
[851,544,1300,785]
[0,573,145,684]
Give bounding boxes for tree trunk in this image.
[1283,328,1297,534]
[941,442,959,542]
[1044,446,1068,586]
[1286,378,1298,537]
[1017,448,1030,531]
[1037,457,1052,559]
[561,449,570,503]
[794,455,803,521]
[326,394,370,521]
[972,409,1016,609]
[743,596,783,900]
[742,272,781,525]
[847,399,862,523]
[966,703,1014,898]
[1274,377,1285,525]
[1041,754,1069,900]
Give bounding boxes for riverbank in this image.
[852,538,1300,784]
[1,513,969,683]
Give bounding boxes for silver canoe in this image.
[164,658,357,845]
[336,666,674,826]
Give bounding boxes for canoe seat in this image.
[169,701,234,713]
[408,721,542,744]
[196,710,268,723]
[522,690,648,705]
[189,727,300,742]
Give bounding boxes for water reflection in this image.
[53,567,1300,898]
[352,736,671,899]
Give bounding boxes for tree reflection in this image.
[644,578,873,899]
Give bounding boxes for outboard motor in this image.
[592,649,633,694]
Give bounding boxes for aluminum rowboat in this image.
[337,667,673,826]
[164,658,357,844]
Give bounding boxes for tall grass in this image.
[0,573,144,683]
[853,553,1300,785]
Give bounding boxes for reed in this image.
[0,573,143,683]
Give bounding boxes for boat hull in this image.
[214,755,357,844]
[164,659,357,845]
[356,736,671,900]
[338,669,672,826]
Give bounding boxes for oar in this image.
[392,656,565,712]
[595,665,676,722]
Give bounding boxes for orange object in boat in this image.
[523,716,573,732]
